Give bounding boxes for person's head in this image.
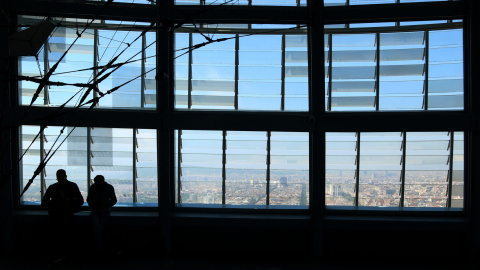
[56,169,67,183]
[94,175,105,184]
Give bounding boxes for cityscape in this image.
[326,170,464,207]
[21,169,464,208]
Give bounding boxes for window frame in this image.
[8,0,472,217]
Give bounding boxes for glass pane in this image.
[350,0,396,4]
[115,0,153,3]
[379,31,426,110]
[20,126,42,203]
[238,35,282,110]
[350,22,396,28]
[175,0,249,4]
[91,128,134,205]
[17,16,45,105]
[285,35,309,111]
[136,129,158,205]
[44,126,88,201]
[251,0,298,6]
[428,28,464,110]
[325,34,330,109]
[404,132,450,207]
[325,0,347,6]
[192,33,236,109]
[175,0,300,5]
[358,133,402,207]
[175,33,189,109]
[19,48,46,106]
[49,27,94,107]
[19,23,95,107]
[226,131,268,205]
[177,130,223,204]
[451,132,464,208]
[401,0,449,2]
[326,133,357,206]
[98,30,143,108]
[270,132,309,206]
[144,32,157,108]
[329,0,451,4]
[329,34,377,111]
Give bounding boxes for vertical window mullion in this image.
[40,128,45,198]
[308,0,325,256]
[235,34,239,110]
[266,131,271,205]
[327,34,332,111]
[43,42,49,105]
[177,130,182,204]
[375,33,380,111]
[188,33,193,109]
[281,35,286,111]
[424,31,429,110]
[87,127,91,189]
[447,132,455,208]
[133,129,138,204]
[141,33,146,108]
[400,131,406,208]
[94,29,99,101]
[354,132,360,207]
[222,130,227,205]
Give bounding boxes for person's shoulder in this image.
[46,182,58,190]
[48,182,59,188]
[66,180,80,187]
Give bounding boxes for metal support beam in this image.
[308,0,324,259]
[12,0,464,25]
[465,0,480,258]
[0,1,15,254]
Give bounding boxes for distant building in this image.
[330,184,342,197]
[280,177,288,187]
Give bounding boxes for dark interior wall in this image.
[10,213,469,263]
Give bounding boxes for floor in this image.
[1,252,479,270]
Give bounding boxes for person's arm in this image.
[109,185,117,207]
[41,186,51,209]
[86,185,94,208]
[72,182,84,207]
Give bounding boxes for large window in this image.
[174,26,308,111]
[19,16,156,109]
[326,132,464,209]
[325,21,463,111]
[175,130,309,207]
[14,1,468,213]
[20,126,158,207]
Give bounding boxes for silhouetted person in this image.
[41,169,84,262]
[87,175,117,252]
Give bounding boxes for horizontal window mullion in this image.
[317,113,475,132]
[165,112,312,132]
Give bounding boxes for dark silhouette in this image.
[41,169,84,262]
[87,175,117,251]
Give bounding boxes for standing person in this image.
[87,175,117,252]
[41,169,84,262]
